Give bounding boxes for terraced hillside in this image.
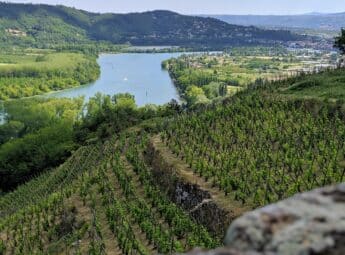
[161,93,345,208]
[0,132,219,254]
[1,69,345,254]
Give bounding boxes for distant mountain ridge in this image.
[204,13,345,31]
[0,2,303,48]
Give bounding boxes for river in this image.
[46,53,184,106]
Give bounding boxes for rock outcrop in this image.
[183,248,260,255]
[225,183,345,254]
[183,183,345,255]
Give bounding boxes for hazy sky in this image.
[5,0,345,15]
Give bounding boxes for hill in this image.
[205,13,345,31]
[0,2,303,48]
[1,65,345,253]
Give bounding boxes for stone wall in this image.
[144,140,232,237]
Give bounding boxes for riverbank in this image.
[0,52,100,100]
[46,53,182,105]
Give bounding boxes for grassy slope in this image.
[0,52,91,73]
[278,69,345,100]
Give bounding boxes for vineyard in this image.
[1,65,345,254]
[0,131,219,254]
[161,92,345,208]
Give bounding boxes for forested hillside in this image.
[0,2,303,48]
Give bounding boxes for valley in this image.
[0,46,344,253]
[0,1,345,255]
[1,66,345,253]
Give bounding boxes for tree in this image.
[334,29,345,55]
[185,85,209,105]
[0,120,25,144]
[0,122,75,191]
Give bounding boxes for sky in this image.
[4,0,345,15]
